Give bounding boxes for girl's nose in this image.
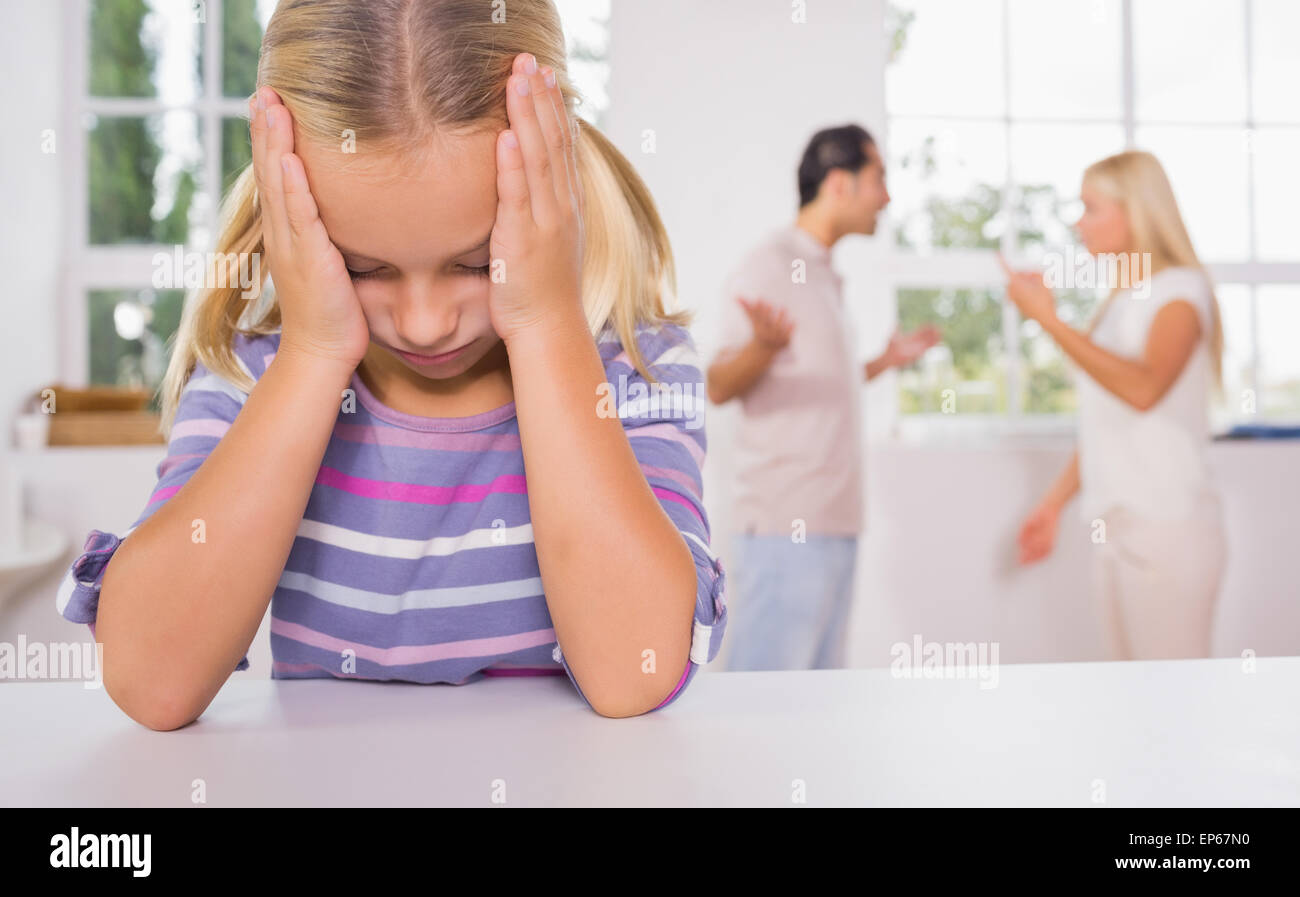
[393,281,462,348]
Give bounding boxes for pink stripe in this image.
[270,617,557,666]
[651,486,704,525]
[148,484,181,505]
[158,453,204,477]
[641,464,701,499]
[262,352,276,370]
[653,662,694,710]
[170,418,231,441]
[316,466,528,504]
[332,422,522,452]
[627,422,704,466]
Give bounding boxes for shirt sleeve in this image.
[1151,268,1215,335]
[54,332,277,673]
[552,321,728,713]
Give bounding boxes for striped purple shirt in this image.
[56,322,728,712]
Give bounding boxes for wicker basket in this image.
[34,385,165,446]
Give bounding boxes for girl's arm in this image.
[490,56,698,717]
[508,320,699,719]
[98,87,371,731]
[97,351,354,730]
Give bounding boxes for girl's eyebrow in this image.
[334,231,493,264]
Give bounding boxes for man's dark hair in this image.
[797,124,875,208]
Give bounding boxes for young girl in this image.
[55,0,726,728]
[1003,150,1226,660]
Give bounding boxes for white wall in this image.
[0,0,64,430]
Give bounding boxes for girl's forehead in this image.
[297,131,499,264]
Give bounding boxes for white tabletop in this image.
[2,657,1297,807]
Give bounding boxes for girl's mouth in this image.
[391,339,476,367]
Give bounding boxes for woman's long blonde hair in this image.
[159,0,689,435]
[1082,149,1224,390]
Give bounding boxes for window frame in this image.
[60,0,250,386]
[882,0,1300,433]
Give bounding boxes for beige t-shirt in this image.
[714,224,864,536]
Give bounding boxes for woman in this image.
[1002,150,1226,661]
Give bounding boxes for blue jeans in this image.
[725,532,859,671]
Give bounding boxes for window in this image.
[884,0,1300,429]
[64,0,611,400]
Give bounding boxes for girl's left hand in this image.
[489,53,586,345]
[998,252,1058,325]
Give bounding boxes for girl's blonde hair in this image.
[160,0,689,435]
[1082,149,1224,390]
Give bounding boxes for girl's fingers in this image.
[506,59,557,226]
[260,99,296,258]
[534,65,578,213]
[279,153,326,244]
[495,128,532,232]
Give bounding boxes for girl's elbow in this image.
[103,662,206,731]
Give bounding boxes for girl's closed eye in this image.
[345,264,491,280]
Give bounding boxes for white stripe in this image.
[617,390,705,420]
[182,373,248,407]
[54,569,77,615]
[690,619,714,664]
[296,518,535,559]
[648,342,698,369]
[682,530,717,564]
[276,569,545,614]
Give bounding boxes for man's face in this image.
[845,141,890,236]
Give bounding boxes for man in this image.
[708,123,939,672]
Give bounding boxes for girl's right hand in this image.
[250,87,371,370]
[1017,500,1060,565]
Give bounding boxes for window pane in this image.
[222,0,269,98]
[557,0,611,127]
[90,0,203,102]
[88,113,205,245]
[1135,127,1250,262]
[1256,286,1300,420]
[1253,0,1300,123]
[1214,283,1253,428]
[222,117,252,194]
[1133,0,1247,123]
[88,288,186,398]
[1251,128,1300,261]
[1021,288,1103,414]
[1008,0,1122,119]
[888,119,1008,251]
[898,288,1006,414]
[886,0,1005,118]
[1011,123,1126,250]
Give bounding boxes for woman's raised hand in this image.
[488,53,586,345]
[250,86,371,369]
